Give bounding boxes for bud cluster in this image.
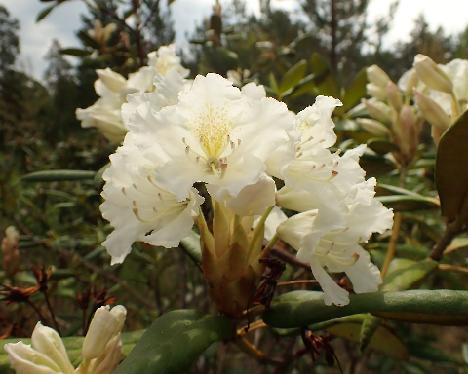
[361,56,468,147]
[4,305,127,374]
[361,65,423,166]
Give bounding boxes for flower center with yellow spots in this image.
[195,105,232,161]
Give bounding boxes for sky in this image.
[1,0,467,80]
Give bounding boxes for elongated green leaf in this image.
[264,290,468,328]
[328,322,408,359]
[309,53,330,79]
[359,314,379,352]
[436,110,468,222]
[115,310,233,374]
[383,259,438,291]
[367,138,398,155]
[377,195,440,211]
[341,68,368,112]
[22,170,96,182]
[376,183,425,198]
[180,231,202,265]
[36,4,55,21]
[279,59,307,95]
[59,48,93,57]
[408,339,464,365]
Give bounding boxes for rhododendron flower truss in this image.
[100,72,393,308]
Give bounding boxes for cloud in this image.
[1,0,86,79]
[1,0,466,81]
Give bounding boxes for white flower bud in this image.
[398,68,418,95]
[386,81,403,111]
[413,55,453,94]
[96,68,127,93]
[367,65,391,88]
[31,322,75,374]
[364,99,393,124]
[92,334,124,374]
[357,118,390,136]
[4,342,61,374]
[415,91,451,130]
[82,305,127,360]
[366,83,387,100]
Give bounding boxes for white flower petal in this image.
[31,322,74,374]
[310,262,349,306]
[4,342,61,374]
[345,246,382,294]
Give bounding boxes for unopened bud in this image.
[4,342,62,374]
[96,68,126,93]
[396,105,421,163]
[31,322,75,374]
[364,99,393,124]
[82,305,126,360]
[357,118,390,136]
[2,226,20,277]
[398,68,418,95]
[92,334,123,374]
[366,83,387,100]
[413,55,453,94]
[415,91,451,130]
[367,65,391,88]
[386,81,403,110]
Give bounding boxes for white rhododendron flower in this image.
[272,96,393,305]
[76,44,188,143]
[147,44,189,78]
[100,136,204,265]
[278,177,393,306]
[4,306,127,374]
[122,73,294,201]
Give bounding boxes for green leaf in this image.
[180,231,202,265]
[408,339,464,365]
[360,153,396,175]
[309,53,330,78]
[340,68,368,113]
[36,4,56,21]
[382,259,438,291]
[279,59,307,95]
[21,170,96,182]
[359,315,379,352]
[59,48,93,57]
[376,183,425,198]
[264,290,468,328]
[436,110,468,222]
[268,72,279,95]
[115,310,233,374]
[327,322,408,359]
[367,138,398,155]
[377,195,440,211]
